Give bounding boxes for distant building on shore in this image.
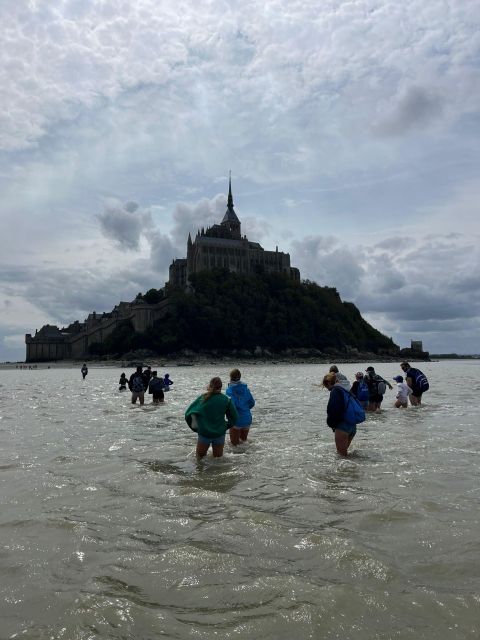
[25,175,300,362]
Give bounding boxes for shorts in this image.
[231,423,251,430]
[131,391,145,402]
[197,433,226,446]
[412,391,423,400]
[370,394,383,404]
[334,421,357,437]
[152,391,164,401]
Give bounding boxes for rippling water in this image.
[1,361,479,639]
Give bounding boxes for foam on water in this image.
[0,361,479,639]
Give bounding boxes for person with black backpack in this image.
[128,365,145,405]
[400,362,429,406]
[364,366,393,412]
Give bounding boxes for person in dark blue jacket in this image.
[225,368,255,445]
[323,372,356,456]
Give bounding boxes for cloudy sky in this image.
[1,0,479,361]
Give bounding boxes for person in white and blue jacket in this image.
[225,368,255,446]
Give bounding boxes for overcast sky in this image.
[1,0,479,361]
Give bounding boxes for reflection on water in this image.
[0,361,479,639]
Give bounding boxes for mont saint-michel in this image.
[25,178,399,362]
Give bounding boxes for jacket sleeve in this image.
[326,387,346,430]
[379,375,393,389]
[226,398,239,427]
[247,388,255,409]
[184,397,198,427]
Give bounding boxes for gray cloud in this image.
[97,200,153,250]
[374,86,443,136]
[290,230,480,350]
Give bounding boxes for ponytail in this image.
[202,376,222,402]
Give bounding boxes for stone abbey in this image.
[25,177,301,362]
[168,175,299,288]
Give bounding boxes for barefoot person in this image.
[225,368,255,446]
[322,372,365,456]
[128,365,145,405]
[185,377,238,458]
[148,371,164,404]
[400,362,429,406]
[393,375,412,408]
[118,372,128,391]
[364,366,393,411]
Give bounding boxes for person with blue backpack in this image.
[128,365,146,405]
[400,362,429,405]
[322,372,366,456]
[350,372,370,409]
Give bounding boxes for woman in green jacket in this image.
[185,377,239,458]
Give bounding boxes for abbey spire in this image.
[221,171,241,238]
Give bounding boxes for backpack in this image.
[377,380,387,395]
[132,374,144,393]
[365,375,385,396]
[413,370,429,393]
[149,377,163,394]
[357,381,369,402]
[340,388,366,425]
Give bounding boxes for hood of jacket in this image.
[335,373,351,391]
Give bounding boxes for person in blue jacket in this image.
[323,371,357,456]
[225,368,255,445]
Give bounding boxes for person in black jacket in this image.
[322,372,356,457]
[148,371,164,404]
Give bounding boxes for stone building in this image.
[168,175,300,288]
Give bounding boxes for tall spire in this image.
[227,170,234,211]
[221,170,241,238]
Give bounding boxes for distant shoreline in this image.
[2,355,456,370]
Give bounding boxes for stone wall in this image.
[25,299,170,362]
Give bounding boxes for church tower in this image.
[221,172,241,238]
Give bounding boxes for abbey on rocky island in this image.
[25,176,300,362]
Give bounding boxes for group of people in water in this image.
[121,365,173,405]
[81,359,429,459]
[322,362,430,456]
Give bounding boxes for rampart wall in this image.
[25,299,170,362]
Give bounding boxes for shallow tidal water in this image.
[0,360,479,639]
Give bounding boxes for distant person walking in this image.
[148,371,164,404]
[393,375,412,408]
[364,366,393,411]
[225,368,255,445]
[185,377,238,458]
[81,364,88,380]
[400,362,429,405]
[119,372,128,391]
[163,373,173,392]
[322,372,365,456]
[128,366,145,405]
